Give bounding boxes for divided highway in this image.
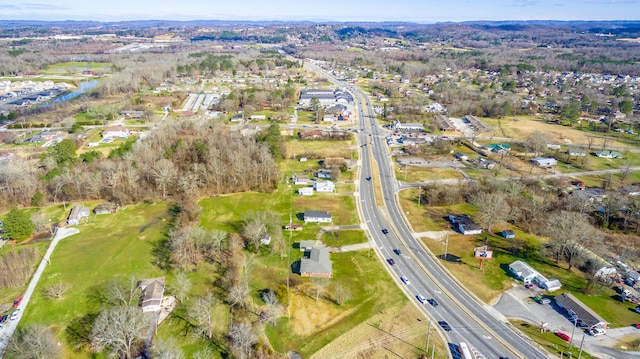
[304,60,551,359]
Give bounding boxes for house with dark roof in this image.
[300,247,332,277]
[139,277,165,313]
[555,292,609,329]
[448,214,482,235]
[304,210,332,223]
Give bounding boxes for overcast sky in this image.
[1,0,639,22]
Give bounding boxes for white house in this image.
[595,150,623,159]
[298,187,314,196]
[316,169,332,179]
[102,126,129,139]
[293,173,310,185]
[531,157,557,167]
[509,260,562,291]
[304,210,332,223]
[139,277,165,313]
[314,181,335,193]
[66,205,90,226]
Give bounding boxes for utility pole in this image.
[443,234,449,261]
[569,317,577,352]
[577,334,585,359]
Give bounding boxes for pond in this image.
[52,80,100,103]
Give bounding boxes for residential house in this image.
[66,205,90,225]
[94,202,116,215]
[314,181,335,193]
[531,157,558,167]
[501,230,515,239]
[260,233,271,245]
[448,214,482,235]
[139,277,165,313]
[316,169,333,179]
[568,148,587,157]
[293,174,310,185]
[453,152,468,161]
[299,157,307,162]
[102,126,129,139]
[304,210,332,223]
[547,144,561,150]
[594,150,623,159]
[120,110,144,119]
[487,144,512,153]
[249,115,266,120]
[555,293,609,329]
[298,187,314,196]
[508,260,563,291]
[300,247,333,277]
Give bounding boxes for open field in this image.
[321,229,367,247]
[284,138,357,160]
[266,250,424,358]
[395,164,464,182]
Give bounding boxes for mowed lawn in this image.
[22,202,170,358]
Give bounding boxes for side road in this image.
[0,227,79,357]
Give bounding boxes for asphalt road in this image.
[304,61,552,358]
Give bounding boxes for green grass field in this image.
[321,229,368,247]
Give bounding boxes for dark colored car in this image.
[0,314,8,323]
[387,258,396,266]
[427,299,439,307]
[438,321,451,331]
[393,248,402,255]
[365,177,372,181]
[555,332,570,341]
[13,297,22,307]
[381,229,389,235]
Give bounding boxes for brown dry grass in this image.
[484,116,631,148]
[289,291,351,336]
[311,302,448,359]
[285,139,356,160]
[370,158,384,206]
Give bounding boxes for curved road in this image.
[304,60,551,358]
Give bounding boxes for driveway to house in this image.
[493,285,640,359]
[0,227,79,357]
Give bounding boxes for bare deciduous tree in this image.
[151,339,185,359]
[169,271,191,303]
[7,325,62,359]
[91,306,147,359]
[544,211,602,270]
[101,276,141,307]
[227,283,249,308]
[188,292,217,340]
[333,283,352,306]
[228,322,257,359]
[43,281,71,300]
[471,191,507,233]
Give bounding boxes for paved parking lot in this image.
[493,285,640,359]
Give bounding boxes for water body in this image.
[52,80,100,103]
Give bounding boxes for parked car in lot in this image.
[632,323,640,329]
[427,298,439,307]
[393,248,402,255]
[0,314,7,323]
[400,276,411,285]
[387,258,395,266]
[555,332,570,341]
[590,327,606,336]
[10,309,20,321]
[416,295,427,304]
[438,321,451,331]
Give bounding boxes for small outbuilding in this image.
[501,230,515,239]
[66,205,90,226]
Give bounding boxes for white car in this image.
[10,309,20,321]
[400,276,411,285]
[416,295,427,304]
[590,327,606,336]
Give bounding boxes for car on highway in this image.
[387,258,396,266]
[438,321,451,331]
[365,176,371,181]
[400,276,411,285]
[590,327,606,336]
[555,332,570,341]
[416,295,427,304]
[13,296,23,307]
[427,298,439,307]
[393,248,402,255]
[10,309,20,321]
[381,229,389,235]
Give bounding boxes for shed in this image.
[501,230,515,239]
